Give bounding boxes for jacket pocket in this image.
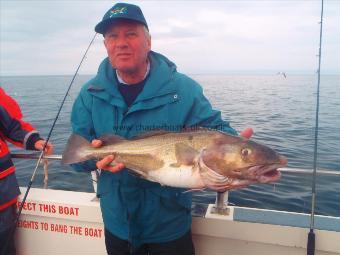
[96,172,128,225]
[150,186,192,211]
[134,92,179,112]
[0,174,20,205]
[96,171,122,198]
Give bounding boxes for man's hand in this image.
[240,127,253,139]
[34,140,53,155]
[92,139,125,173]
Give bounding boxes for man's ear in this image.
[147,35,151,51]
[103,38,108,50]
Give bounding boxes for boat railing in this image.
[11,153,340,217]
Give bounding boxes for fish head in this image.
[199,133,287,190]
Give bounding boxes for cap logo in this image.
[109,7,127,17]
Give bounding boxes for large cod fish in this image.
[62,129,287,191]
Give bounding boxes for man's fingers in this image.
[44,143,53,155]
[34,140,53,155]
[92,139,103,148]
[92,141,125,172]
[103,163,125,173]
[96,155,125,173]
[240,128,253,139]
[96,155,114,169]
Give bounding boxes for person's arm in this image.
[0,90,52,154]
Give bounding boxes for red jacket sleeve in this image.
[0,87,42,149]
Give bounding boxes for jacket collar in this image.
[88,51,178,110]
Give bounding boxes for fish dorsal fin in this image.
[172,143,199,166]
[98,134,126,146]
[131,129,170,140]
[131,127,213,140]
[181,126,211,132]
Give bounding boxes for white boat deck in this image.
[16,188,340,255]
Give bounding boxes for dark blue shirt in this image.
[117,77,146,107]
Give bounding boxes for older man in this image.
[70,3,251,255]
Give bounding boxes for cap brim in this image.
[95,18,147,34]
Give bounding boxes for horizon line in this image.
[1,71,339,77]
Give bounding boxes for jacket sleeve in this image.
[0,88,42,150]
[184,84,238,135]
[69,89,97,172]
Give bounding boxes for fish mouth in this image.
[245,155,286,183]
[246,163,282,183]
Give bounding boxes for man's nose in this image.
[115,36,128,48]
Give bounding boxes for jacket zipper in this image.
[114,108,118,132]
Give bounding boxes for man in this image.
[70,3,252,255]
[0,87,53,255]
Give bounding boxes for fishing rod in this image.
[308,0,324,254]
[1,33,98,255]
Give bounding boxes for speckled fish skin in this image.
[62,129,287,191]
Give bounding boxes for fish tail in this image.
[62,134,93,165]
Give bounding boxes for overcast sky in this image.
[0,0,339,76]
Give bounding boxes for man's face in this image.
[103,21,151,74]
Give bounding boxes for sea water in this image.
[1,74,339,216]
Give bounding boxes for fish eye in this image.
[241,148,251,157]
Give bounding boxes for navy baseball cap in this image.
[95,3,148,34]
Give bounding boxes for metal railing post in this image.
[211,191,230,215]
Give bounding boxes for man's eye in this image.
[106,34,117,39]
[126,32,137,37]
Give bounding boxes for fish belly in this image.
[146,164,205,189]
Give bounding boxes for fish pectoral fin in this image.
[98,134,126,146]
[182,188,206,194]
[127,168,148,179]
[175,143,199,166]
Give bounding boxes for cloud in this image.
[0,0,339,75]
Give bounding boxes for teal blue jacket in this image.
[71,51,237,247]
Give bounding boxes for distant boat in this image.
[277,72,287,78]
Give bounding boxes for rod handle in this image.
[307,230,315,255]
